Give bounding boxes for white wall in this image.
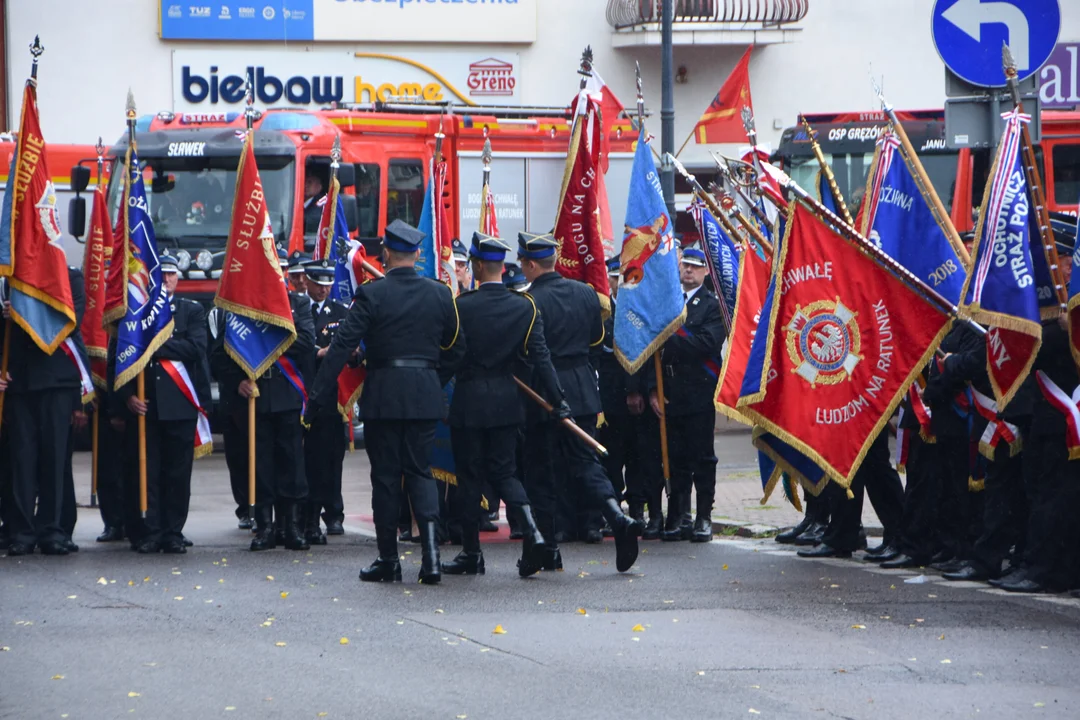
[8,0,1080,165]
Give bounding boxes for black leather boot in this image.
[442,523,483,575]
[691,515,713,543]
[602,497,645,573]
[418,521,442,585]
[775,514,814,544]
[516,504,547,578]
[662,493,686,542]
[250,505,276,551]
[283,502,310,551]
[360,527,402,582]
[643,511,663,540]
[304,503,328,546]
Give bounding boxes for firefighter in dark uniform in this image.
[308,220,466,585]
[211,248,316,552]
[649,246,726,543]
[517,231,645,573]
[91,361,129,543]
[301,259,349,545]
[116,253,211,554]
[287,250,311,295]
[2,268,87,556]
[208,304,252,530]
[442,232,568,578]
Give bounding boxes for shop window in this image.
[1053,144,1080,205]
[354,163,381,239]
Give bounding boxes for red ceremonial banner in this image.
[739,203,951,486]
[714,246,771,422]
[693,46,753,145]
[554,93,611,313]
[82,187,112,388]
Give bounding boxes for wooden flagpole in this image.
[248,394,256,524]
[137,371,147,518]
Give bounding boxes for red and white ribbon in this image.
[895,406,909,472]
[970,387,1021,460]
[159,359,213,459]
[1034,370,1080,461]
[61,337,95,403]
[908,383,935,442]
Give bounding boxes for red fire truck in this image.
[83,104,637,302]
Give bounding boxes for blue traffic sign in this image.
[932,0,1060,87]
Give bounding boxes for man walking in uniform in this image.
[117,253,211,554]
[309,220,465,585]
[650,247,726,543]
[517,231,645,573]
[442,232,569,578]
[301,259,349,545]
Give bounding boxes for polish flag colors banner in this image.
[82,187,113,388]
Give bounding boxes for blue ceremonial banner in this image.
[754,428,828,496]
[113,149,174,390]
[415,163,438,280]
[326,195,355,304]
[861,131,968,307]
[817,168,838,216]
[961,108,1042,409]
[689,199,739,322]
[613,130,685,374]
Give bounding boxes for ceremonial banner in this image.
[715,238,770,420]
[755,448,802,511]
[111,148,175,390]
[214,134,296,380]
[554,91,610,313]
[0,82,75,354]
[416,157,457,292]
[960,109,1042,409]
[817,168,839,216]
[82,187,112,387]
[613,129,684,374]
[1068,211,1080,368]
[583,70,625,259]
[754,428,829,496]
[103,207,127,324]
[860,130,968,306]
[739,202,951,486]
[693,46,753,145]
[689,199,740,319]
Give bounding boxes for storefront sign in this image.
[1041,43,1080,109]
[172,49,522,109]
[160,2,315,40]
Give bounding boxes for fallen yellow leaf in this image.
[67,595,77,599]
[267,576,274,581]
[317,714,328,718]
[144,577,150,583]
[941,659,952,664]
[275,642,286,647]
[51,675,65,680]
[577,608,587,615]
[96,577,107,585]
[280,592,289,599]
[174,596,184,601]
[749,710,761,715]
[1035,702,1046,708]
[722,564,729,570]
[457,715,467,719]
[492,625,507,635]
[851,625,866,630]
[224,707,236,712]
[939,634,945,640]
[128,692,141,698]
[339,638,349,645]
[696,671,705,676]
[631,624,645,632]
[0,647,9,652]
[128,581,134,587]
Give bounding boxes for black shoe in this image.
[509,529,524,540]
[250,507,276,551]
[880,554,927,569]
[479,517,498,533]
[442,551,485,575]
[930,550,955,565]
[418,521,442,585]
[515,505,547,579]
[690,516,713,543]
[865,541,891,557]
[181,535,193,548]
[797,544,851,559]
[1000,578,1044,593]
[283,504,310,552]
[642,512,663,541]
[864,545,901,563]
[398,528,416,543]
[360,557,402,582]
[325,520,344,536]
[943,563,992,582]
[162,542,186,555]
[792,522,827,546]
[237,516,253,530]
[583,528,603,544]
[7,542,33,556]
[97,526,125,542]
[305,528,328,546]
[62,539,79,553]
[932,558,967,574]
[605,499,644,573]
[990,567,1027,588]
[135,540,160,554]
[542,547,563,571]
[776,515,815,544]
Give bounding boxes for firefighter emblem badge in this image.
[784,298,861,387]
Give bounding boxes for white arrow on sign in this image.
[942,0,1030,70]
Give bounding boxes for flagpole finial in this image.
[243,73,256,131]
[1002,42,1017,77]
[482,138,492,169]
[95,136,105,157]
[29,35,44,81]
[126,89,136,120]
[331,135,341,167]
[799,113,815,140]
[578,46,594,89]
[741,106,755,134]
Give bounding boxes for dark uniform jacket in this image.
[449,282,563,429]
[649,284,726,416]
[310,266,465,421]
[923,323,985,437]
[1031,319,1079,437]
[211,293,316,416]
[4,268,87,394]
[306,297,349,419]
[115,296,211,422]
[524,271,605,421]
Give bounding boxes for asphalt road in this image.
[4,504,1080,719]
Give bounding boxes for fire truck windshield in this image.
[107,155,295,250]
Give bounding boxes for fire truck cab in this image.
[97,104,637,302]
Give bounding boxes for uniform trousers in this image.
[126,415,197,544]
[599,413,636,501]
[970,441,1027,574]
[223,412,249,518]
[62,418,78,540]
[896,434,938,560]
[933,435,978,560]
[365,420,440,542]
[625,411,664,514]
[821,433,904,552]
[1022,431,1080,588]
[93,407,128,530]
[248,411,306,515]
[304,416,347,523]
[667,410,718,515]
[523,415,617,544]
[451,425,530,547]
[6,390,76,546]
